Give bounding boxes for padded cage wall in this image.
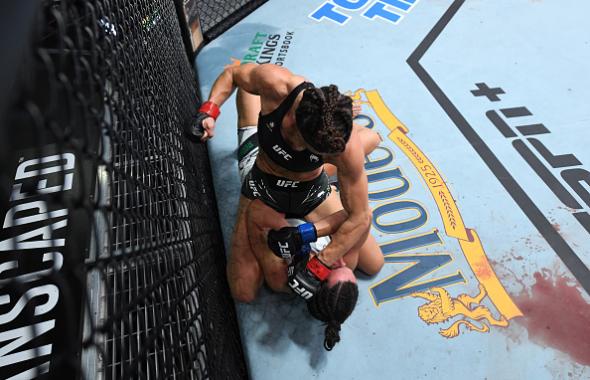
[0,0,247,379]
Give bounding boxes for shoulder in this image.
[250,64,297,84]
[251,65,307,109]
[229,63,306,96]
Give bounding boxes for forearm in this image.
[312,209,348,237]
[207,68,237,107]
[317,210,371,266]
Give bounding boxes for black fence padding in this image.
[0,0,247,379]
[197,0,268,42]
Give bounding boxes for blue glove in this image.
[267,223,317,262]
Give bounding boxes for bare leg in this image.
[246,200,291,292]
[357,126,382,155]
[356,233,384,275]
[227,196,262,302]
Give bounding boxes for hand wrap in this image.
[199,101,221,120]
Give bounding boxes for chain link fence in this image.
[0,0,254,378]
[197,0,268,42]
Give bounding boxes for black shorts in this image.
[241,164,331,218]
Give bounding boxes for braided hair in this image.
[295,84,353,154]
[307,280,359,351]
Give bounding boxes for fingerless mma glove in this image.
[186,101,220,141]
[268,223,317,262]
[288,256,332,300]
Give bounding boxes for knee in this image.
[362,209,373,231]
[370,131,382,149]
[227,264,262,303]
[361,129,382,156]
[229,281,258,303]
[362,252,384,276]
[265,268,288,293]
[343,250,360,271]
[359,236,384,276]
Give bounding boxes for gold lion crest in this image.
[411,285,508,338]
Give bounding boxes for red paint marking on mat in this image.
[515,271,590,365]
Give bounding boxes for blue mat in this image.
[195,1,590,378]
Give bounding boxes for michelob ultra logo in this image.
[352,89,522,338]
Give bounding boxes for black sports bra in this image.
[257,82,324,172]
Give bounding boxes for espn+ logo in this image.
[310,0,419,25]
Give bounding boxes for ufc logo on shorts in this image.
[288,278,313,300]
[276,179,299,188]
[248,180,260,197]
[273,145,292,161]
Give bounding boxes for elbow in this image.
[366,209,373,230]
[360,208,372,233]
[221,64,239,86]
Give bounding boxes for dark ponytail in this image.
[324,320,342,351]
[307,281,359,351]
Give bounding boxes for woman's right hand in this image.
[200,117,216,142]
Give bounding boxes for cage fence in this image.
[0,0,261,379]
[196,0,268,42]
